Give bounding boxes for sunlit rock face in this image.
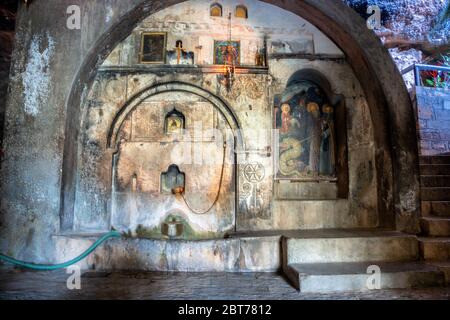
[389,48,423,90]
[344,0,448,41]
[345,0,449,91]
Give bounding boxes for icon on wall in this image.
[140,32,167,64]
[214,40,240,65]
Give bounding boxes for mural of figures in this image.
[214,40,240,65]
[274,81,336,180]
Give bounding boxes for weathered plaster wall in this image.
[0,0,151,262]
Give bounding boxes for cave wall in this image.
[0,0,418,263]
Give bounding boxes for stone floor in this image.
[0,268,449,300]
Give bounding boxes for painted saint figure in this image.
[319,104,335,176]
[274,80,336,179]
[214,41,240,66]
[280,103,292,134]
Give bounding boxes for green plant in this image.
[441,53,450,67]
[421,53,450,89]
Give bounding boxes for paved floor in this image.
[0,268,449,300]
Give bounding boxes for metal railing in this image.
[414,63,450,87]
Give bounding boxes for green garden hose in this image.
[0,231,122,271]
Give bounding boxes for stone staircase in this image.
[281,229,445,293]
[280,156,450,293]
[419,155,450,282]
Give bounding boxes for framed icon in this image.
[140,32,167,64]
[214,40,240,65]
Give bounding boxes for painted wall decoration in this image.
[218,75,265,100]
[274,81,336,180]
[214,40,240,65]
[239,162,271,220]
[140,32,167,64]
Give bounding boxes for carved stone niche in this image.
[164,108,185,135]
[160,164,185,194]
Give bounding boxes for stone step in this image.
[430,262,450,284]
[270,200,377,230]
[283,261,445,292]
[421,188,450,201]
[419,237,450,261]
[420,217,450,237]
[420,175,450,188]
[420,156,450,165]
[282,230,418,265]
[422,201,450,217]
[420,164,450,176]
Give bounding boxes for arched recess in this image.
[60,0,420,234]
[107,82,244,150]
[104,81,242,234]
[283,69,349,198]
[286,69,335,103]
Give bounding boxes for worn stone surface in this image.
[417,87,450,156]
[421,217,450,237]
[0,268,449,300]
[419,237,450,261]
[283,232,418,264]
[286,261,445,293]
[53,234,281,272]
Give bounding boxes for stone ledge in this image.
[53,234,281,272]
[98,64,269,75]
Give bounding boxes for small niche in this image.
[131,174,138,192]
[210,3,223,17]
[161,164,185,194]
[161,217,184,238]
[164,108,185,135]
[235,5,248,19]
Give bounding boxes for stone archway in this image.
[107,81,244,150]
[103,81,242,236]
[60,0,420,234]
